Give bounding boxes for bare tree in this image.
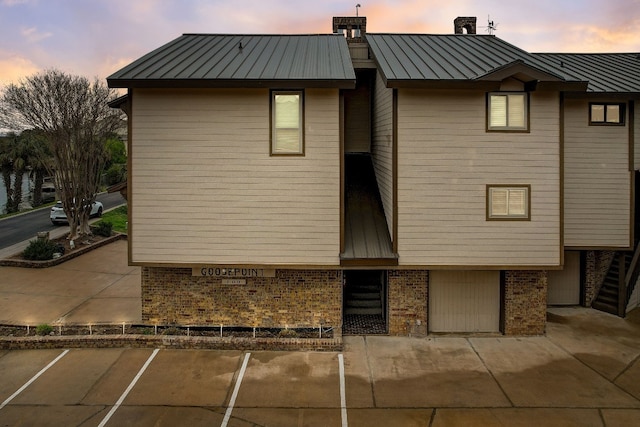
[1,69,123,240]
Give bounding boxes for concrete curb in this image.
[0,234,126,268]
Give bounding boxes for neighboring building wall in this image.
[628,276,640,313]
[503,270,547,335]
[142,267,343,332]
[584,250,615,306]
[130,88,341,265]
[396,89,561,266]
[564,97,631,248]
[371,71,394,236]
[635,101,640,171]
[387,270,428,336]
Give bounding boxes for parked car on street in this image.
[40,186,57,203]
[50,200,103,225]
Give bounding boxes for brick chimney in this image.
[454,17,477,34]
[333,16,366,43]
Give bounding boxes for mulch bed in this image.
[0,325,333,339]
[0,233,125,268]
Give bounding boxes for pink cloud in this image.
[21,26,53,43]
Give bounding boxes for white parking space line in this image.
[221,352,251,427]
[98,348,159,427]
[338,353,348,427]
[0,349,69,411]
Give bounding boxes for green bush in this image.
[105,164,126,186]
[22,239,59,260]
[36,324,53,336]
[278,328,298,338]
[93,221,113,237]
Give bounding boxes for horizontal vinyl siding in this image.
[564,98,631,248]
[397,90,561,266]
[131,88,340,265]
[372,71,394,236]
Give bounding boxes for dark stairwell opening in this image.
[343,270,387,334]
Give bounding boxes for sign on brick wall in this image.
[192,267,276,278]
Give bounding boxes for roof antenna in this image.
[356,3,361,17]
[483,15,498,35]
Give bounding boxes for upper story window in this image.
[487,185,531,221]
[487,92,529,132]
[590,103,625,126]
[271,91,304,155]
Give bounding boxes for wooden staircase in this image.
[344,271,383,315]
[592,246,640,317]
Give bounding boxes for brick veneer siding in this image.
[584,250,615,307]
[503,270,547,335]
[142,267,343,335]
[388,270,428,336]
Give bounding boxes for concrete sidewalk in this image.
[0,239,140,325]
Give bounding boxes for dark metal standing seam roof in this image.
[534,53,640,93]
[366,33,586,87]
[107,34,356,89]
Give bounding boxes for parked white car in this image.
[50,200,103,225]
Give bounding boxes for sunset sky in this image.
[1,0,639,89]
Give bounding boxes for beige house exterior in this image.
[108,16,640,337]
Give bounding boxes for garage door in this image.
[547,251,581,305]
[429,271,500,333]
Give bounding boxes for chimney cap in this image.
[454,16,477,34]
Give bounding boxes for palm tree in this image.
[20,129,52,207]
[0,133,23,213]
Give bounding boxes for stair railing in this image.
[623,243,640,316]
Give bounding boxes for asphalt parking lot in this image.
[1,238,640,425]
[1,311,640,427]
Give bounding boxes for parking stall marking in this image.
[0,349,69,411]
[98,348,159,427]
[221,352,251,427]
[339,353,348,427]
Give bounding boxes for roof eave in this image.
[107,78,356,90]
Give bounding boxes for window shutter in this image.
[507,94,525,128]
[606,104,620,123]
[490,188,509,216]
[591,104,605,122]
[275,94,300,129]
[490,95,507,127]
[508,189,526,216]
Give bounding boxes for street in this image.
[0,192,125,250]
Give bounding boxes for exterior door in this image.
[429,271,500,333]
[547,251,581,305]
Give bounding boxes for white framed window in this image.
[487,185,530,220]
[271,90,304,155]
[487,92,528,131]
[590,103,625,126]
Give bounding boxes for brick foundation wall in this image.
[503,270,547,335]
[584,250,615,306]
[388,270,428,336]
[142,267,343,334]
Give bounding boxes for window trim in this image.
[486,184,531,221]
[486,92,530,133]
[270,90,305,156]
[589,102,625,126]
